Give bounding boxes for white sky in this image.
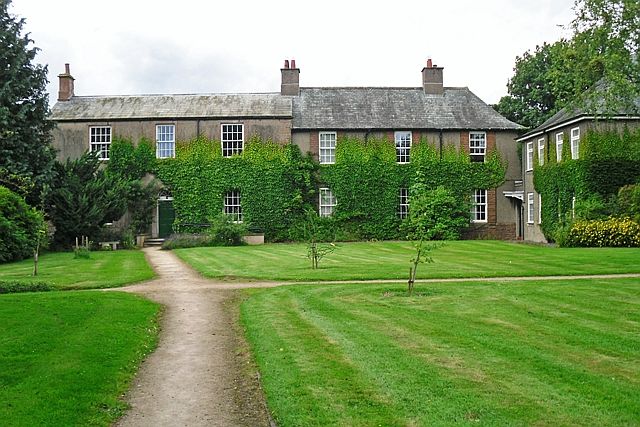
[11,0,575,106]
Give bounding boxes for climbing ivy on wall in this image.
[112,135,508,242]
[155,137,315,241]
[321,137,506,240]
[533,127,640,240]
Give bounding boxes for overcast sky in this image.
[11,0,575,106]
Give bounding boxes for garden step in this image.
[143,238,165,247]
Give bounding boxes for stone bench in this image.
[99,241,120,250]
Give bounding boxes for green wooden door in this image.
[158,200,175,238]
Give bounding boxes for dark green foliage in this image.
[46,152,129,247]
[0,280,53,293]
[615,184,640,222]
[407,186,470,240]
[0,1,55,203]
[534,128,640,240]
[497,0,640,129]
[0,186,44,262]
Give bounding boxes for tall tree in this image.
[0,0,55,203]
[496,0,640,129]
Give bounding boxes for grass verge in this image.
[0,291,160,426]
[176,240,640,281]
[241,278,640,426]
[0,250,154,289]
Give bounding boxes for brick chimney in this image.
[422,58,443,95]
[58,63,75,101]
[281,59,300,96]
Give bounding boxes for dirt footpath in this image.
[113,248,274,427]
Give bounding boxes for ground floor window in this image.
[319,188,336,217]
[398,188,409,219]
[527,192,534,224]
[224,190,242,222]
[471,189,487,222]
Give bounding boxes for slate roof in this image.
[50,93,292,121]
[292,87,522,130]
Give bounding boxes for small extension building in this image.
[50,60,523,240]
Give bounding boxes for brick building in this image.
[50,60,523,240]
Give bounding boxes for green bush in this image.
[0,186,44,263]
[0,280,53,294]
[562,217,640,247]
[161,233,218,250]
[406,185,471,240]
[615,184,640,222]
[208,214,247,246]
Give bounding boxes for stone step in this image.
[144,238,166,247]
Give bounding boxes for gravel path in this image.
[113,248,272,427]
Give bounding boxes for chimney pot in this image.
[58,63,75,101]
[421,60,444,95]
[281,59,300,96]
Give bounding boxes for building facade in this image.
[50,60,522,240]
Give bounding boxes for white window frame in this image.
[398,188,409,219]
[395,131,412,164]
[526,142,534,171]
[471,189,487,223]
[221,124,244,157]
[538,194,542,224]
[570,127,580,159]
[527,192,534,224]
[319,187,336,217]
[89,126,112,160]
[224,190,242,223]
[469,131,487,162]
[555,132,563,162]
[156,124,175,159]
[538,138,545,166]
[319,131,336,164]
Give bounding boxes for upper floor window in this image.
[156,124,175,159]
[224,190,242,223]
[221,124,244,157]
[526,142,534,171]
[527,192,534,224]
[90,126,112,160]
[571,127,580,159]
[471,189,487,223]
[538,138,545,166]
[319,187,336,217]
[469,131,486,162]
[319,132,336,164]
[395,131,411,164]
[398,188,409,219]
[556,132,564,162]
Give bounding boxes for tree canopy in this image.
[496,0,640,129]
[0,0,55,203]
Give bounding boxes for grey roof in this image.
[292,87,522,130]
[50,93,292,121]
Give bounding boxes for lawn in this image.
[0,250,154,289]
[241,278,640,426]
[176,240,640,281]
[0,291,160,426]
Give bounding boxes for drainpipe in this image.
[438,130,443,160]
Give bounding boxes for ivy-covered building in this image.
[49,60,523,241]
[517,97,640,243]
